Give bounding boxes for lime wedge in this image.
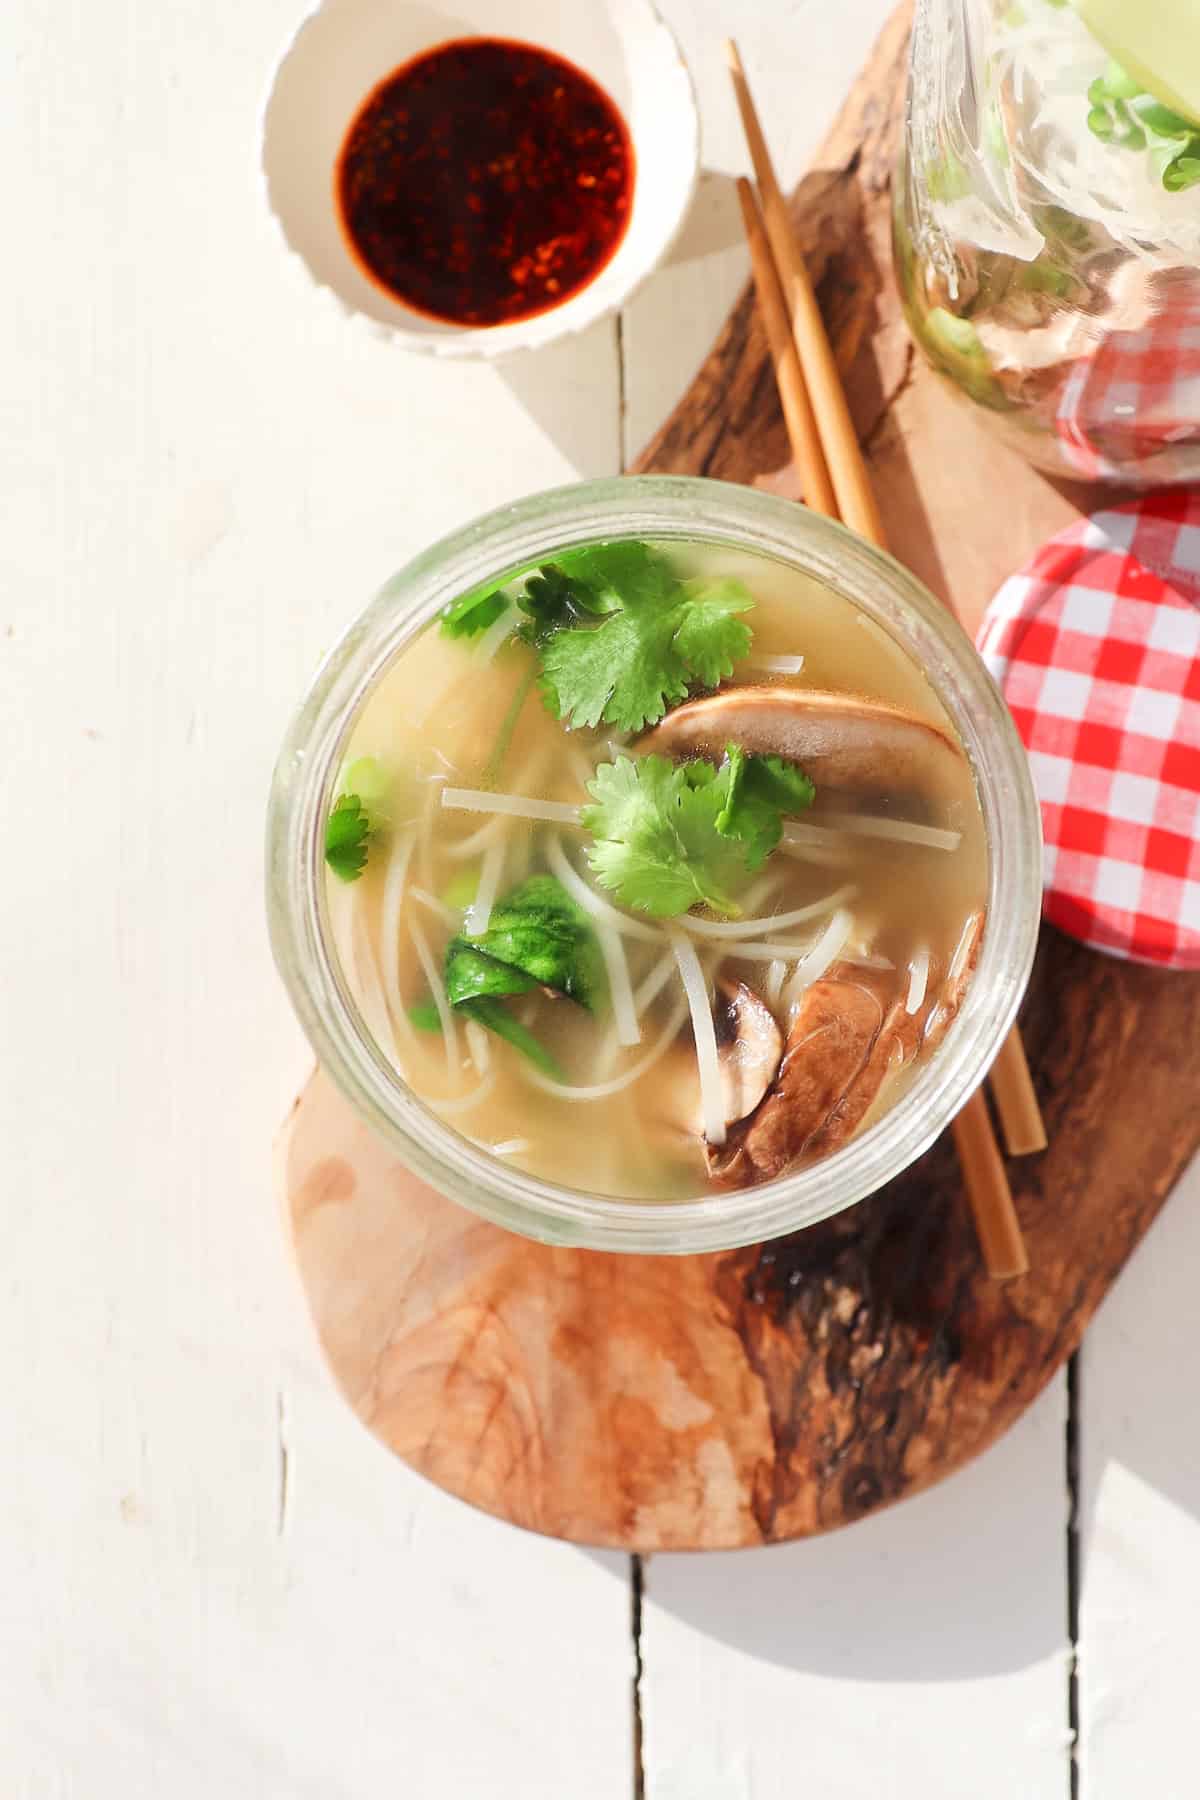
[1073,0,1200,127]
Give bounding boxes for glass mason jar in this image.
[266,477,1041,1255]
[895,0,1200,484]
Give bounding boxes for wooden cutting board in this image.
[278,5,1200,1549]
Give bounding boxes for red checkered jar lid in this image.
[977,491,1200,970]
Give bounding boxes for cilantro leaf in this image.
[442,875,604,1073]
[741,750,817,814]
[582,756,755,918]
[515,560,618,651]
[535,543,754,733]
[440,584,508,639]
[325,792,372,883]
[582,748,816,919]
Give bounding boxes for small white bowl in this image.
[260,0,699,359]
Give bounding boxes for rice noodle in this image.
[465,836,506,937]
[491,1137,531,1157]
[408,913,459,1081]
[428,1075,495,1117]
[465,1020,490,1077]
[669,929,726,1147]
[680,884,856,940]
[765,958,788,1008]
[352,908,403,1070]
[473,604,519,667]
[544,836,666,943]
[949,914,978,981]
[906,948,930,1015]
[598,923,640,1047]
[520,997,689,1102]
[634,952,677,1012]
[803,813,962,853]
[376,829,418,1043]
[442,787,582,826]
[782,908,854,1012]
[745,653,806,675]
[445,812,507,859]
[414,771,447,894]
[410,885,459,927]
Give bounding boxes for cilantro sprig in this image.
[325,792,373,883]
[440,541,755,736]
[581,747,815,919]
[536,545,754,733]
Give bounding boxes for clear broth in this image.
[328,538,988,1201]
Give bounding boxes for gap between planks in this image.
[1066,1356,1081,1800]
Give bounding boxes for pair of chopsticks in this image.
[726,41,1045,1280]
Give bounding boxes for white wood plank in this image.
[0,2,630,1793]
[621,0,897,461]
[1076,1152,1200,1800]
[640,1377,1072,1800]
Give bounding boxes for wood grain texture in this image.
[281,3,1200,1550]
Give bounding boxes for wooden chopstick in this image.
[735,162,1032,1280]
[734,181,836,516]
[728,39,1045,1161]
[728,47,1045,1152]
[726,41,885,544]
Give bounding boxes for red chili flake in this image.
[336,37,636,328]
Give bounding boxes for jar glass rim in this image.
[266,475,1042,1253]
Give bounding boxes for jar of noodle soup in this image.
[267,478,1041,1253]
[896,0,1200,484]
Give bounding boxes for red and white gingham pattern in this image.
[1056,300,1200,482]
[978,490,1200,968]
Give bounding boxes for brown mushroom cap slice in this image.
[709,963,904,1186]
[638,686,972,817]
[648,979,783,1145]
[714,978,784,1128]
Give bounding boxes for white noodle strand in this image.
[442,787,582,826]
[744,653,806,675]
[429,1075,495,1117]
[376,829,418,1043]
[473,605,519,667]
[408,914,459,1081]
[465,1020,491,1077]
[520,998,689,1102]
[598,923,641,1047]
[765,959,788,1008]
[669,929,726,1147]
[906,948,930,1016]
[410,885,459,927]
[680,884,857,940]
[544,837,666,943]
[782,908,854,1012]
[803,813,962,853]
[465,837,506,937]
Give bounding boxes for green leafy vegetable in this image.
[581,747,815,920]
[454,997,562,1078]
[442,875,604,1073]
[525,543,754,734]
[440,585,509,639]
[409,999,443,1032]
[325,792,373,883]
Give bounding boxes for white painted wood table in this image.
[4,0,1199,1792]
